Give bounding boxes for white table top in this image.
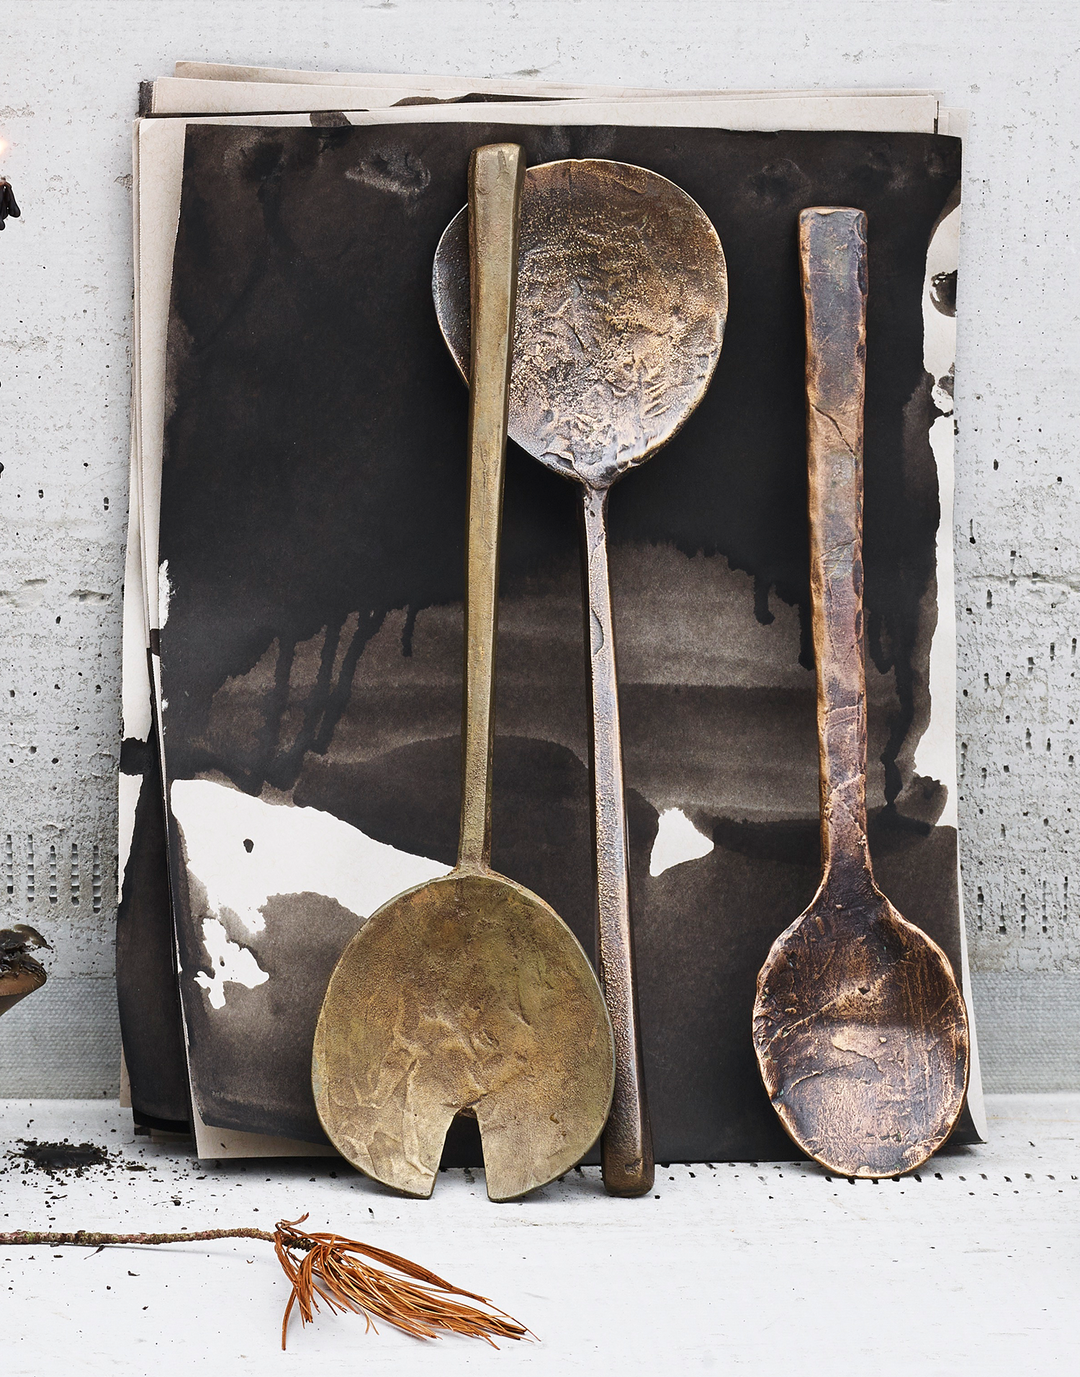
[1,1094,1076,1375]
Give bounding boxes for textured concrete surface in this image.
[1,0,1078,1095]
[0,1094,1076,1374]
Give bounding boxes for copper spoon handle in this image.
[801,207,874,898]
[457,144,525,871]
[581,485,654,1197]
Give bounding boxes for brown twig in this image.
[0,1216,532,1350]
[0,1227,275,1247]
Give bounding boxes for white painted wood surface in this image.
[1,0,1078,1096]
[0,1094,1076,1374]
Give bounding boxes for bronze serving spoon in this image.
[313,145,614,1201]
[433,159,727,1195]
[752,207,969,1178]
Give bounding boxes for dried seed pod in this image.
[0,178,21,229]
[0,924,49,1017]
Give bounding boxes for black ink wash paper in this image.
[115,709,192,1130]
[158,119,974,1160]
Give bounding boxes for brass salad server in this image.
[313,145,614,1201]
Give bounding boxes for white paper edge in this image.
[190,1095,338,1160]
[172,61,941,102]
[149,78,940,131]
[916,189,985,1137]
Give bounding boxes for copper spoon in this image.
[433,159,727,1195]
[313,145,614,1201]
[752,208,969,1179]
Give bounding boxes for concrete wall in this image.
[1,0,1077,1095]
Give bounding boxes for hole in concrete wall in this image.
[92,843,102,914]
[2,833,104,909]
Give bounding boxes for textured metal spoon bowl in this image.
[433,158,727,487]
[314,868,614,1199]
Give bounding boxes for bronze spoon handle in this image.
[457,144,525,871]
[581,484,654,1197]
[801,206,874,896]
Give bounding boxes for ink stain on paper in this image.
[157,121,968,1158]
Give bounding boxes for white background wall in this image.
[0,0,1077,1096]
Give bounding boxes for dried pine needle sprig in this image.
[273,1215,531,1349]
[0,1215,531,1351]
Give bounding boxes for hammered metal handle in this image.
[457,145,525,870]
[581,485,654,1197]
[800,207,873,892]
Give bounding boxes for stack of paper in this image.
[119,64,981,1161]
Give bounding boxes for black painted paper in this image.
[157,119,971,1160]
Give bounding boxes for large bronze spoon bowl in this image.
[752,208,969,1178]
[433,159,727,1195]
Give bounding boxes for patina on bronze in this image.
[752,208,969,1179]
[0,925,49,1018]
[313,145,614,1202]
[433,159,727,1196]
